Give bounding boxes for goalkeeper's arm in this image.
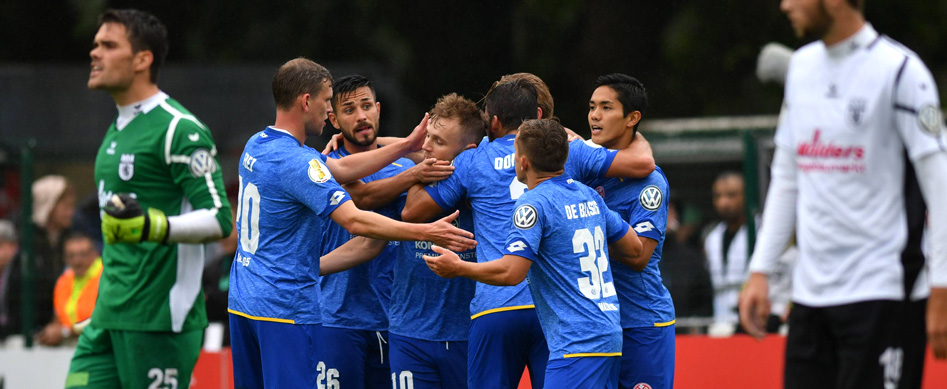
[102,194,224,244]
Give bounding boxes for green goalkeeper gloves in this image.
[102,194,169,244]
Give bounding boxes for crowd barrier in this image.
[2,335,944,387]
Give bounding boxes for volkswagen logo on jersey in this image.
[513,204,537,229]
[308,159,332,183]
[188,148,218,177]
[118,153,135,181]
[639,185,662,211]
[918,104,944,135]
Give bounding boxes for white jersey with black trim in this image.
[753,24,946,307]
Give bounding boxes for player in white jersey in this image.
[739,1,947,388]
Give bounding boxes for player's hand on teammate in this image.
[321,133,344,155]
[411,158,455,183]
[738,272,772,340]
[928,287,947,359]
[101,193,169,244]
[423,244,464,278]
[403,113,430,153]
[421,210,476,252]
[563,126,584,142]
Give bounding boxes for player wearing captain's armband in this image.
[425,119,643,389]
[227,58,476,388]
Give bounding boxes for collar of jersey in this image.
[114,91,168,131]
[264,126,301,146]
[499,133,516,143]
[825,23,878,61]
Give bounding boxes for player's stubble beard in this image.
[342,122,378,147]
[797,1,832,41]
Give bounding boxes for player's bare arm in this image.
[606,227,645,271]
[326,114,429,184]
[330,200,474,252]
[342,158,453,210]
[424,245,531,286]
[605,132,655,178]
[402,183,446,222]
[612,235,655,272]
[320,236,389,276]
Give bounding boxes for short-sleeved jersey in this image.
[93,92,231,332]
[388,209,476,341]
[228,127,351,324]
[502,175,628,360]
[425,134,617,318]
[586,166,675,328]
[319,146,413,330]
[766,24,947,306]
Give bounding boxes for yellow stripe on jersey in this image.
[227,308,295,324]
[470,305,536,320]
[654,319,676,327]
[391,162,403,167]
[563,352,622,358]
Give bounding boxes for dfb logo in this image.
[513,204,537,229]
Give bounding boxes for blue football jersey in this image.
[388,209,476,341]
[319,146,413,330]
[228,127,351,324]
[587,166,675,328]
[502,175,627,360]
[424,134,618,318]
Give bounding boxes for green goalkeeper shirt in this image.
[92,92,232,332]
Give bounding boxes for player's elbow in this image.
[401,203,425,223]
[632,157,656,178]
[499,267,528,286]
[338,212,371,237]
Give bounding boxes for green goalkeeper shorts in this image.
[65,323,202,388]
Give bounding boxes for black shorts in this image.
[784,299,926,389]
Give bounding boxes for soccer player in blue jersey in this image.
[585,74,676,389]
[425,119,644,388]
[227,58,476,388]
[389,93,485,389]
[403,76,655,389]
[319,74,455,389]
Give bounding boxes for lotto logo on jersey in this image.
[633,383,652,389]
[639,185,662,211]
[507,240,527,252]
[308,159,332,183]
[513,204,537,229]
[329,191,345,206]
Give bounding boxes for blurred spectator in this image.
[71,192,104,252]
[0,219,20,340]
[704,172,761,330]
[31,175,76,330]
[35,232,101,346]
[201,206,238,347]
[659,199,713,333]
[704,172,786,333]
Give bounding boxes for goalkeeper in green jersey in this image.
[65,9,232,389]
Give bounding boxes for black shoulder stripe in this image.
[894,55,909,92]
[894,104,917,114]
[867,34,884,50]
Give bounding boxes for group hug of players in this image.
[226,58,675,389]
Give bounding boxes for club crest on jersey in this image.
[118,153,135,181]
[633,383,652,389]
[188,148,218,177]
[918,105,944,135]
[639,185,662,211]
[595,186,606,199]
[308,159,332,183]
[847,98,867,128]
[513,204,537,229]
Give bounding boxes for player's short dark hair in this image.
[714,171,745,186]
[98,9,168,84]
[516,119,568,173]
[331,74,375,111]
[484,79,538,131]
[272,58,333,111]
[430,93,487,145]
[593,73,648,134]
[497,73,554,119]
